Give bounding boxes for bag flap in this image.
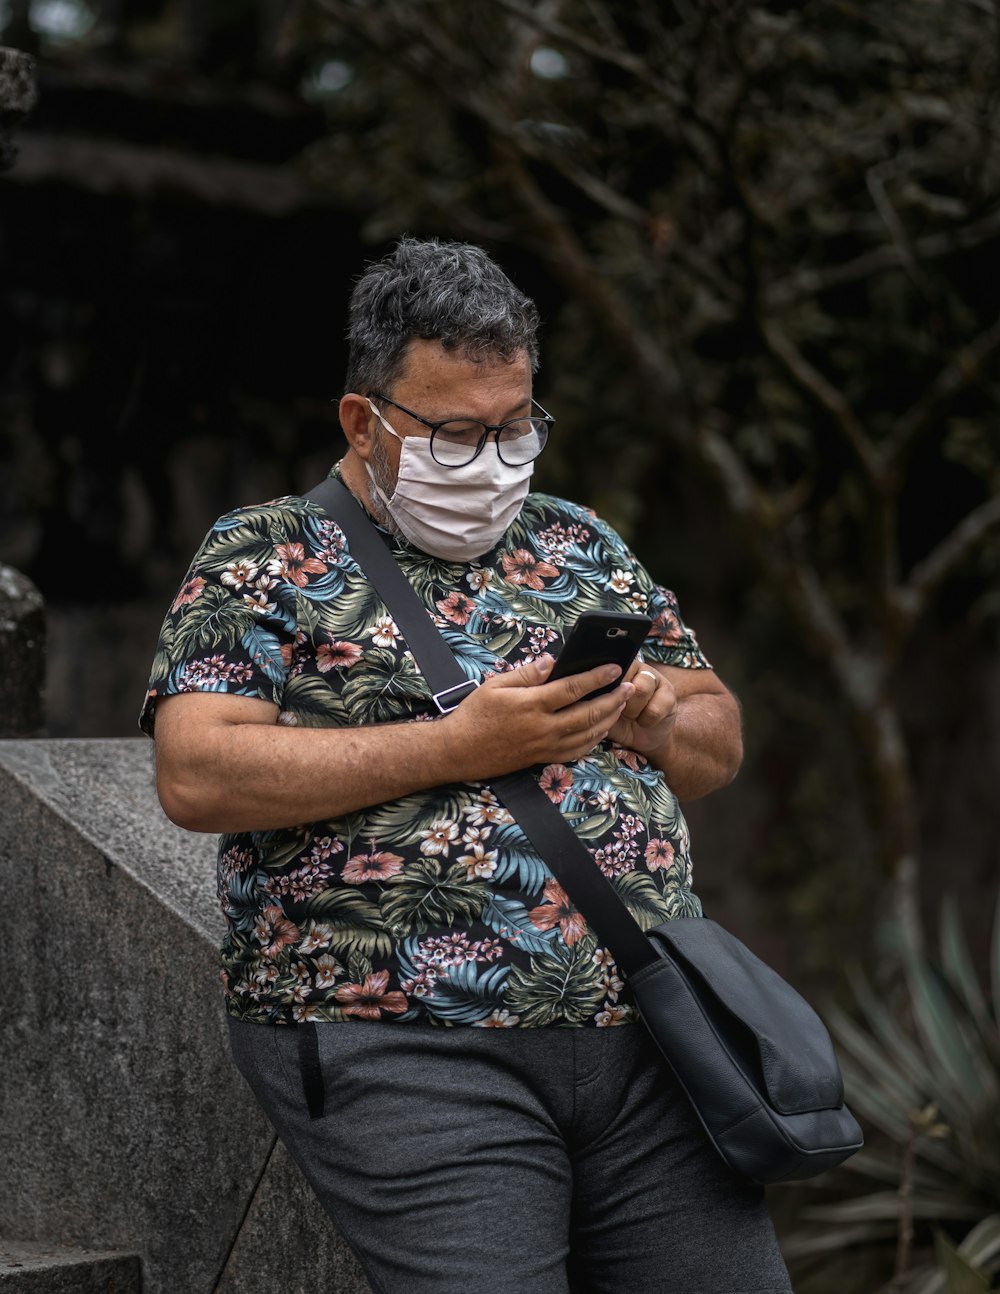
[648,918,844,1114]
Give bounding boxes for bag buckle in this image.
[432,679,480,714]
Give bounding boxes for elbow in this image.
[721,731,744,788]
[156,765,223,833]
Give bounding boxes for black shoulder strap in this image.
[303,476,659,976]
[303,476,478,714]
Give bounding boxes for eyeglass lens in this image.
[431,419,548,467]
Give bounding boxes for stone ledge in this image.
[0,1242,139,1292]
[0,738,371,1294]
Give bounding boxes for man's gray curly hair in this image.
[345,236,540,395]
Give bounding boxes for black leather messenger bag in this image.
[304,475,864,1184]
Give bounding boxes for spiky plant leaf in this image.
[932,1229,991,1293]
[802,1192,984,1225]
[992,891,1000,1041]
[827,1001,925,1112]
[787,895,1000,1281]
[779,1222,898,1260]
[850,969,938,1095]
[904,950,986,1107]
[959,1213,1000,1272]
[940,896,991,1037]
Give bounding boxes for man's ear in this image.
[339,393,376,459]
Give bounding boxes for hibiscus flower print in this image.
[591,789,618,814]
[607,568,634,593]
[645,838,675,870]
[335,971,409,1019]
[650,608,682,645]
[500,548,559,591]
[316,639,363,672]
[171,575,206,612]
[436,591,477,625]
[609,742,644,771]
[253,904,300,959]
[298,921,336,954]
[528,878,587,947]
[267,542,328,588]
[463,791,513,828]
[342,847,405,883]
[539,763,573,804]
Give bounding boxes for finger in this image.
[487,653,556,689]
[545,662,626,709]
[635,675,678,730]
[621,667,660,720]
[560,690,633,760]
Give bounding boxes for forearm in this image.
[157,714,459,832]
[154,656,637,833]
[647,691,743,801]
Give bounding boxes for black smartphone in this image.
[548,611,653,698]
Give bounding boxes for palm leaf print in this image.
[304,888,393,957]
[281,674,350,727]
[326,570,393,639]
[340,648,428,725]
[172,583,255,656]
[481,894,559,956]
[614,872,675,930]
[362,789,477,842]
[241,625,286,685]
[379,860,489,937]
[505,938,605,1026]
[413,960,510,1024]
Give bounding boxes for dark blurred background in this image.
[1,3,999,1285]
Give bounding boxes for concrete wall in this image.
[0,738,371,1294]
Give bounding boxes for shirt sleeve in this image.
[588,511,712,671]
[139,505,297,735]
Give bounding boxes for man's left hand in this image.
[605,661,743,800]
[607,661,678,758]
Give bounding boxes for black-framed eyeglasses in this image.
[369,391,554,468]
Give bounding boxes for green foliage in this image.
[784,894,1000,1292]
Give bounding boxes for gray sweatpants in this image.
[229,1017,793,1294]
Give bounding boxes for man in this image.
[143,237,792,1292]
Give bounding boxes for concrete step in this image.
[0,1243,141,1292]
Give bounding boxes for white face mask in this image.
[364,400,533,561]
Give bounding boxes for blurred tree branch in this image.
[297,0,1000,949]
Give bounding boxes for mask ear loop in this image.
[361,399,405,521]
[366,397,403,444]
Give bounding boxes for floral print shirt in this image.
[141,472,710,1028]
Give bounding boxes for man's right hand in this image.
[438,654,635,780]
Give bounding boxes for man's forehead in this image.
[397,337,532,388]
[387,345,533,422]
